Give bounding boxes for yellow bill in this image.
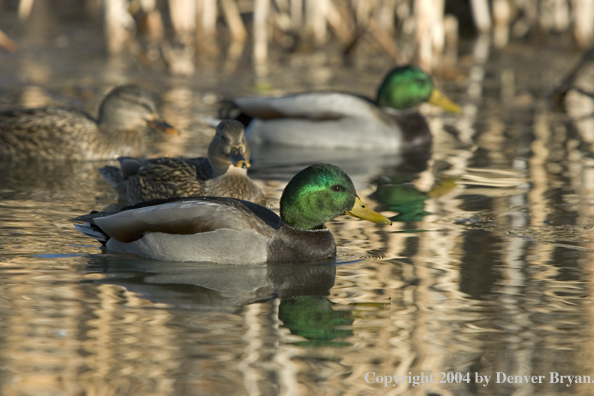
[345,196,392,225]
[428,88,462,113]
[147,115,180,136]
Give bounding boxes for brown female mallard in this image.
[99,119,266,205]
[0,85,178,160]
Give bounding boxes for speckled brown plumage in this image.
[99,120,266,205]
[0,85,177,161]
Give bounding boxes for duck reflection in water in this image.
[371,169,458,223]
[84,257,353,347]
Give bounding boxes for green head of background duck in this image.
[376,65,462,113]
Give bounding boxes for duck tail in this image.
[98,166,123,186]
[72,211,112,245]
[74,223,109,245]
[98,165,129,200]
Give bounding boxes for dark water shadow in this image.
[249,145,431,185]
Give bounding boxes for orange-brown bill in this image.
[147,115,179,136]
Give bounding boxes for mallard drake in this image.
[0,85,178,160]
[219,65,461,151]
[73,163,392,264]
[99,119,265,205]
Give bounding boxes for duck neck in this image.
[92,125,144,158]
[266,225,336,263]
[211,164,247,178]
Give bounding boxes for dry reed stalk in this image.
[353,0,371,27]
[444,14,458,46]
[194,0,219,55]
[431,0,445,57]
[414,0,444,71]
[511,0,536,37]
[0,28,18,52]
[105,0,134,55]
[18,0,34,21]
[169,0,197,39]
[306,0,330,45]
[291,0,303,34]
[492,0,511,48]
[414,0,431,70]
[368,18,399,61]
[553,0,570,32]
[253,0,269,70]
[443,14,459,68]
[326,0,352,43]
[572,0,594,49]
[470,0,492,32]
[163,0,196,73]
[146,10,165,42]
[221,0,247,42]
[290,0,303,35]
[271,0,292,41]
[377,0,396,36]
[201,0,218,40]
[275,0,290,14]
[224,40,245,71]
[30,0,594,71]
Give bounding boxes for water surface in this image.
[1,32,594,395]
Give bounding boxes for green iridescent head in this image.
[376,65,461,113]
[280,164,392,230]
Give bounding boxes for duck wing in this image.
[183,157,212,180]
[117,157,212,180]
[99,157,213,203]
[232,92,385,121]
[0,107,96,133]
[73,197,281,263]
[0,107,98,159]
[74,196,280,244]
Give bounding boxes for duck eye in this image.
[331,185,342,192]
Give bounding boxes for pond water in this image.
[2,18,594,395]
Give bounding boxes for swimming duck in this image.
[73,163,392,264]
[219,65,461,151]
[0,85,178,160]
[99,119,266,205]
